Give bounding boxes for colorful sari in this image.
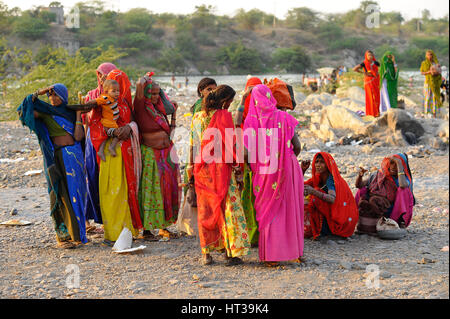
[362,51,381,117]
[134,75,181,231]
[304,152,358,239]
[83,62,117,224]
[239,77,262,245]
[191,109,250,257]
[420,50,442,115]
[243,84,304,262]
[356,153,414,229]
[379,51,398,112]
[17,90,88,244]
[90,69,141,241]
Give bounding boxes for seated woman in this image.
[355,153,414,233]
[17,84,88,249]
[303,152,358,240]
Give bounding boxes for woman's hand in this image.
[304,184,315,196]
[115,125,132,140]
[301,160,311,172]
[358,167,368,177]
[364,71,374,78]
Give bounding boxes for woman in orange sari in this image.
[303,152,358,239]
[353,50,381,117]
[89,69,142,244]
[188,85,250,266]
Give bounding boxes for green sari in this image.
[241,164,259,245]
[379,51,398,109]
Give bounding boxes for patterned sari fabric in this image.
[90,69,142,237]
[356,154,415,227]
[17,94,88,244]
[134,76,181,231]
[83,63,116,224]
[243,84,304,261]
[191,109,250,257]
[363,51,381,117]
[241,163,259,245]
[420,51,442,115]
[304,152,358,239]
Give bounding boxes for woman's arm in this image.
[291,133,301,156]
[234,87,252,126]
[395,158,409,189]
[304,185,336,204]
[73,111,85,141]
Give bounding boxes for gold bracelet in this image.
[76,121,82,125]
[398,172,405,175]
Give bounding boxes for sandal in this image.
[56,241,76,249]
[142,233,160,242]
[101,239,114,247]
[159,229,180,239]
[226,257,243,266]
[264,261,279,268]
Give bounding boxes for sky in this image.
[2,0,449,20]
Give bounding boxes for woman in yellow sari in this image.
[420,50,443,117]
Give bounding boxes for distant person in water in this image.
[353,50,380,117]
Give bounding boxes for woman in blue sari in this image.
[17,84,88,249]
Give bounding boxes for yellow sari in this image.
[99,140,138,241]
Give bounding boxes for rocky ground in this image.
[0,86,448,299]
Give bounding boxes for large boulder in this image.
[323,105,367,134]
[386,108,425,138]
[294,91,306,104]
[303,94,330,107]
[332,98,365,113]
[347,86,365,103]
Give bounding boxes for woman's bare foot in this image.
[56,241,76,249]
[202,254,213,265]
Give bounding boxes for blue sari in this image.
[18,94,88,243]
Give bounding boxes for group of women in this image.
[17,61,416,267]
[353,49,444,118]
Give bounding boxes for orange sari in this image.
[363,51,381,117]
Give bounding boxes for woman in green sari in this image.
[420,50,443,117]
[379,51,399,113]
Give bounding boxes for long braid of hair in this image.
[202,85,236,115]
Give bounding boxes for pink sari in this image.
[244,84,304,261]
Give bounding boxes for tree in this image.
[286,7,319,30]
[190,5,216,29]
[216,41,263,73]
[13,11,49,39]
[272,46,311,73]
[121,8,154,33]
[157,48,186,73]
[235,9,263,30]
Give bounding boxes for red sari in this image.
[363,51,381,117]
[194,109,238,250]
[89,69,142,230]
[305,152,358,239]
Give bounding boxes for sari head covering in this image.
[243,84,299,230]
[363,50,379,81]
[306,152,358,238]
[379,51,398,85]
[86,62,117,102]
[242,77,263,125]
[48,83,69,105]
[107,69,133,110]
[420,50,442,102]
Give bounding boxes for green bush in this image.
[272,46,311,73]
[13,12,49,39]
[216,41,263,74]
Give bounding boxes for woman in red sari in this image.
[353,50,381,117]
[188,85,250,266]
[303,152,358,240]
[89,69,142,244]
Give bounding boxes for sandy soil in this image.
[0,91,448,299]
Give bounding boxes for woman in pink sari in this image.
[243,84,304,266]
